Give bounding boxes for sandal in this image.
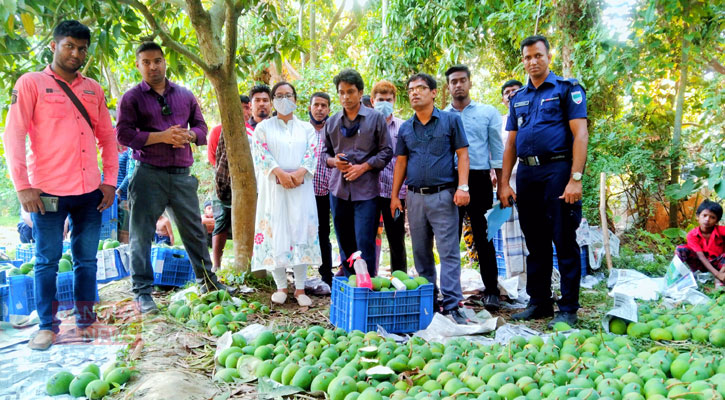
[295,294,312,307]
[271,291,287,304]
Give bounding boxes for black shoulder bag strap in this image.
[52,78,94,131]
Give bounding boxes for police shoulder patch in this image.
[571,90,583,105]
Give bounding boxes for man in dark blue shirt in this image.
[391,73,471,325]
[499,35,588,328]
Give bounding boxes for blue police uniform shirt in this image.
[505,71,587,158]
[396,108,469,188]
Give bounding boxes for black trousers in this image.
[458,169,499,296]
[517,161,582,313]
[316,194,333,286]
[377,196,407,272]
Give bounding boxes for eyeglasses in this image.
[156,95,172,116]
[274,94,295,100]
[407,85,430,94]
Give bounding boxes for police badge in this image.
[571,91,583,105]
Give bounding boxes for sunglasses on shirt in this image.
[156,95,173,116]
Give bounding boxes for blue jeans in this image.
[32,190,103,333]
[330,196,378,276]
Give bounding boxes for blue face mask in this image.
[374,101,394,118]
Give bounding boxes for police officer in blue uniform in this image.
[498,35,588,328]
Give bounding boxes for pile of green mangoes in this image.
[98,239,121,250]
[348,271,430,291]
[167,289,270,336]
[46,362,132,398]
[213,325,725,400]
[0,250,75,277]
[609,294,725,347]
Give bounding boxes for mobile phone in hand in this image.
[338,155,351,163]
[393,208,401,221]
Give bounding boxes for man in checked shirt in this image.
[309,92,335,286]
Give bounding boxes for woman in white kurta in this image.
[251,82,321,307]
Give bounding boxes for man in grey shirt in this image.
[323,69,393,276]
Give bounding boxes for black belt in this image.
[408,182,456,194]
[140,162,190,175]
[518,153,571,166]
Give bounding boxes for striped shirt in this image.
[378,117,406,199]
[313,126,333,196]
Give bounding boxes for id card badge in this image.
[40,196,59,212]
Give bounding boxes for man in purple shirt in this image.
[323,69,393,276]
[117,42,234,313]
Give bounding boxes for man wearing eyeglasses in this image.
[323,69,392,277]
[391,73,471,325]
[117,41,234,314]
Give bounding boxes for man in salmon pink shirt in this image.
[3,20,118,350]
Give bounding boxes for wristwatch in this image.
[457,184,470,192]
[572,172,583,182]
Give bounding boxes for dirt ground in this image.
[95,277,332,400]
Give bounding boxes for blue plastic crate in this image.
[495,252,506,277]
[8,275,35,315]
[15,244,35,263]
[99,221,118,241]
[96,248,129,283]
[101,196,118,224]
[151,247,194,286]
[330,277,435,334]
[0,285,9,322]
[56,271,99,311]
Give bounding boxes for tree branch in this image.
[185,0,225,70]
[118,0,211,72]
[325,0,347,41]
[709,57,725,75]
[223,0,240,74]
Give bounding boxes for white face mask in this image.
[273,97,297,116]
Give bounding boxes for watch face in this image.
[573,173,582,181]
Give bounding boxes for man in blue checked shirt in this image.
[445,65,504,312]
[499,35,589,328]
[391,73,471,325]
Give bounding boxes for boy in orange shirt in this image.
[676,199,725,288]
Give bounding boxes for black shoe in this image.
[200,280,238,295]
[136,294,158,314]
[547,311,578,329]
[483,294,500,312]
[511,304,554,321]
[442,307,470,325]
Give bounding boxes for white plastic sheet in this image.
[0,327,122,399]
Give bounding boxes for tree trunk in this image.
[382,0,388,37]
[298,0,305,70]
[310,4,316,65]
[207,72,257,271]
[101,60,121,100]
[670,23,689,228]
